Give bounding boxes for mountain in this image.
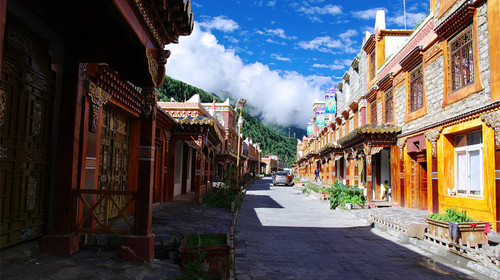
[158,76,298,166]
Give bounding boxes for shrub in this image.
[327,180,364,209]
[202,189,236,210]
[428,208,476,223]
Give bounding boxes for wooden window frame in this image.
[409,65,424,113]
[384,87,394,124]
[370,99,377,126]
[405,64,428,122]
[453,130,484,197]
[442,20,483,106]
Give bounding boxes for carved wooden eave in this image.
[215,150,238,162]
[343,72,350,84]
[128,0,194,47]
[176,115,224,146]
[377,29,413,41]
[366,86,378,102]
[337,125,402,149]
[377,72,394,91]
[399,46,423,71]
[349,102,358,112]
[335,116,343,125]
[304,151,319,159]
[318,142,342,156]
[363,34,376,53]
[434,1,475,39]
[351,56,360,71]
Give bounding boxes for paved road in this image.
[235,177,483,280]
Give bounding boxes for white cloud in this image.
[298,4,342,16]
[270,54,292,62]
[267,0,276,7]
[292,3,342,22]
[298,35,356,54]
[165,24,331,127]
[352,8,388,20]
[388,12,427,28]
[266,28,286,39]
[312,59,352,71]
[199,16,239,33]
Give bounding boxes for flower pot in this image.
[424,218,489,246]
[178,233,230,279]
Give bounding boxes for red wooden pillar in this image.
[354,158,359,187]
[41,61,83,255]
[331,156,336,182]
[122,88,156,263]
[345,158,350,186]
[399,150,405,207]
[366,155,373,202]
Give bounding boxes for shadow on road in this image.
[235,180,477,279]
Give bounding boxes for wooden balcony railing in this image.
[73,189,136,234]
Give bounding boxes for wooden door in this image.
[0,18,56,248]
[97,106,129,220]
[418,160,428,210]
[409,155,427,209]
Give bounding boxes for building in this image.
[0,0,194,261]
[295,0,500,230]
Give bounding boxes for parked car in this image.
[273,171,291,186]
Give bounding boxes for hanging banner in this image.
[325,90,336,115]
[307,120,313,136]
[316,107,325,127]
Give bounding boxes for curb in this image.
[356,213,500,279]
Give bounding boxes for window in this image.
[450,25,474,92]
[409,65,424,112]
[384,87,393,123]
[369,50,376,81]
[370,99,377,125]
[454,130,483,196]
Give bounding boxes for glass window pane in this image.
[456,152,467,194]
[467,130,482,145]
[469,150,481,195]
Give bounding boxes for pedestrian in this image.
[314,167,321,182]
[381,180,391,201]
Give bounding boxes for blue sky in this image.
[165,0,429,129]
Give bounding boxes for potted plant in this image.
[178,233,230,279]
[425,208,489,246]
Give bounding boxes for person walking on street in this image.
[315,167,321,182]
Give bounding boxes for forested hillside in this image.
[158,76,297,166]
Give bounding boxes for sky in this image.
[164,0,429,130]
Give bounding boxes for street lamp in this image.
[235,98,246,190]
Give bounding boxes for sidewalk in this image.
[294,177,500,279]
[0,202,234,280]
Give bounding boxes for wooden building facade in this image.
[295,0,500,229]
[0,0,194,262]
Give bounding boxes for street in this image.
[235,177,484,280]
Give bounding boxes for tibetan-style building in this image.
[158,95,224,202]
[0,0,194,262]
[295,0,500,230]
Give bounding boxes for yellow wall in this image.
[437,118,497,227]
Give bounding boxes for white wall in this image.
[174,140,184,197]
